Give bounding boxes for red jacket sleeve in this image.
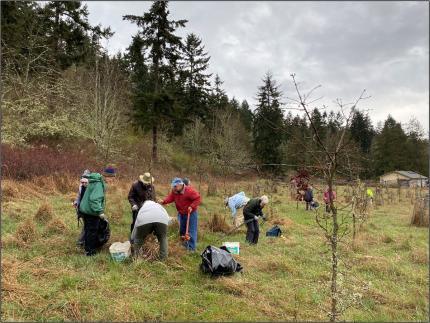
[189,188,201,210]
[162,191,175,205]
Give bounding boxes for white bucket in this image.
[223,242,240,255]
[109,241,131,262]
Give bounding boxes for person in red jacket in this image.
[323,186,337,213]
[158,177,201,251]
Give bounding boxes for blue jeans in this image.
[178,211,198,251]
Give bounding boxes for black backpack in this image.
[266,225,282,237]
[200,246,243,276]
[96,218,110,248]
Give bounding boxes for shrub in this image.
[1,143,101,180]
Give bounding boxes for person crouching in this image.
[131,200,169,260]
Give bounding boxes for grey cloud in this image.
[85,1,429,132]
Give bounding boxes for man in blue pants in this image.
[159,178,201,251]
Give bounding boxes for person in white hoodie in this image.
[131,200,169,260]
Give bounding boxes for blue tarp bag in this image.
[266,225,282,237]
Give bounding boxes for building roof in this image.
[381,170,428,180]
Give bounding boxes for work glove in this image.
[254,215,259,221]
[131,204,139,211]
[99,213,107,220]
[188,206,193,214]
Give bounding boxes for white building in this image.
[380,171,428,187]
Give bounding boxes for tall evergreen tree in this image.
[327,110,342,134]
[310,108,326,140]
[124,0,187,162]
[1,2,48,75]
[239,100,253,131]
[404,118,429,176]
[39,1,112,69]
[371,115,409,176]
[350,110,374,154]
[206,74,229,128]
[179,33,212,123]
[252,73,285,172]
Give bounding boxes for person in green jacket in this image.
[242,195,269,245]
[79,172,108,256]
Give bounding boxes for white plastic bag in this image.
[109,241,131,262]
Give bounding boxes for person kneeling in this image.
[131,200,169,260]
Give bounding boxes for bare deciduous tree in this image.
[78,56,131,162]
[287,74,370,321]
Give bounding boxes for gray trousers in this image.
[133,222,168,260]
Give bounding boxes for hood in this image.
[87,172,103,183]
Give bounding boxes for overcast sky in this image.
[85,1,429,132]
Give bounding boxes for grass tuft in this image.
[45,217,68,235]
[15,218,37,244]
[411,198,429,227]
[206,213,231,233]
[34,201,54,224]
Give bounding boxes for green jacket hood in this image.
[87,173,103,183]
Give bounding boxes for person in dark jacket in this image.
[128,172,156,233]
[242,195,269,245]
[304,185,314,210]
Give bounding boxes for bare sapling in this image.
[287,74,370,321]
